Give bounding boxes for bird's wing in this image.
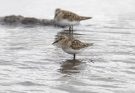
[70,40,89,50]
[60,10,81,21]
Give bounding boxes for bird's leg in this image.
[69,26,73,34]
[71,26,73,34]
[69,25,73,34]
[73,54,76,60]
[69,26,72,31]
[69,25,74,34]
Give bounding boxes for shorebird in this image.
[52,35,93,60]
[54,8,92,31]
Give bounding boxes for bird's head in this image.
[55,8,61,15]
[52,35,69,44]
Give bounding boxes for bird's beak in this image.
[52,39,61,44]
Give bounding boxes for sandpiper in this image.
[52,35,93,60]
[54,8,92,31]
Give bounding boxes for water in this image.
[0,0,135,93]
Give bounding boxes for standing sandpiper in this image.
[54,8,92,31]
[52,35,93,60]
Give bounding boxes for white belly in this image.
[56,19,80,26]
[62,47,82,54]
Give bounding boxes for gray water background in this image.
[0,0,135,93]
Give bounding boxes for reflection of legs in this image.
[69,25,73,34]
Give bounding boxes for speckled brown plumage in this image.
[70,40,90,50]
[53,35,92,50]
[54,8,92,21]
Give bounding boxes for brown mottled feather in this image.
[70,40,90,50]
[61,10,81,21]
[55,9,92,21]
[53,35,93,50]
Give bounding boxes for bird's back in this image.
[70,40,91,50]
[55,9,91,21]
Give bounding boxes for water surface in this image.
[0,0,135,93]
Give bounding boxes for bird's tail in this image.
[80,16,92,20]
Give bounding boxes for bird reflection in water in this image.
[53,30,93,75]
[59,59,82,75]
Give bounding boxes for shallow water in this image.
[0,16,135,93]
[0,0,135,93]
